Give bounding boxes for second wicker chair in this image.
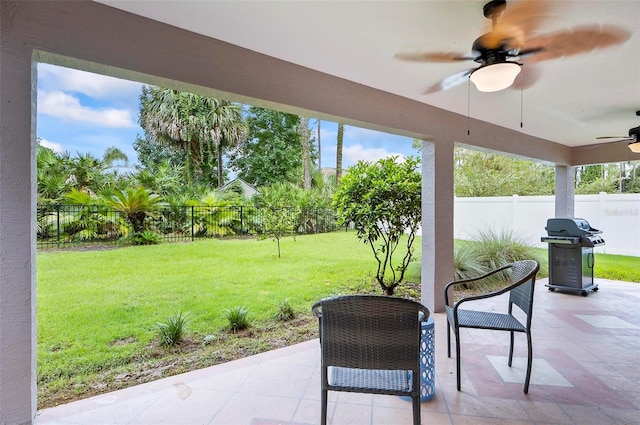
[444,259,540,394]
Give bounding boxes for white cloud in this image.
[38,63,142,100]
[38,138,64,153]
[38,90,135,128]
[343,144,406,165]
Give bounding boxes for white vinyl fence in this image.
[454,193,640,257]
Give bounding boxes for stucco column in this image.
[555,165,575,218]
[421,141,454,313]
[0,7,38,424]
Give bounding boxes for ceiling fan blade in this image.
[596,136,632,140]
[510,63,540,90]
[481,0,552,50]
[394,51,474,63]
[423,69,473,94]
[520,25,630,63]
[586,138,634,149]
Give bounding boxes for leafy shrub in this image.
[133,230,161,245]
[332,156,421,295]
[155,311,190,346]
[224,306,251,332]
[275,299,296,321]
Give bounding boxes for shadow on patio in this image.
[37,278,640,425]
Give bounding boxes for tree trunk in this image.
[217,142,224,188]
[299,116,311,189]
[317,119,322,170]
[336,123,344,182]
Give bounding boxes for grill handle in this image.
[587,252,594,269]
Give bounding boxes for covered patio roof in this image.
[1,1,639,423]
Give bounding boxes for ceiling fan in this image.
[596,111,640,153]
[395,0,630,93]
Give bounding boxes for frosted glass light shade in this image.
[469,62,522,92]
[629,141,640,153]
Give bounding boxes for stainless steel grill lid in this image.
[545,218,602,237]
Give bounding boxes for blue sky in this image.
[36,63,418,170]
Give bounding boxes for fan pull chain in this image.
[520,65,524,128]
[467,79,471,136]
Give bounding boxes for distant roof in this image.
[221,178,259,198]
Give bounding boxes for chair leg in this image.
[412,394,421,425]
[446,321,451,358]
[508,331,515,367]
[524,332,533,394]
[454,327,461,391]
[321,388,328,425]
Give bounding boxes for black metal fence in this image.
[37,204,340,249]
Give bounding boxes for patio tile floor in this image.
[37,278,640,424]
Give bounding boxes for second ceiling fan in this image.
[596,111,640,153]
[395,0,630,93]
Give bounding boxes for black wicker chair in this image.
[312,295,430,425]
[444,259,540,394]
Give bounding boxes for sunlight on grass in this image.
[36,231,399,405]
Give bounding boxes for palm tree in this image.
[105,187,163,235]
[139,86,248,188]
[37,144,70,203]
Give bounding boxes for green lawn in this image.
[36,232,638,407]
[37,232,394,406]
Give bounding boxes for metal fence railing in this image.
[36,204,340,249]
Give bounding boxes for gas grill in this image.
[541,218,605,296]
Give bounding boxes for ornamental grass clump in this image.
[454,228,543,292]
[275,298,296,321]
[155,311,190,347]
[473,228,537,271]
[224,306,251,332]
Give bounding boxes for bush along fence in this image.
[36,204,340,249]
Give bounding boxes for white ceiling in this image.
[97,0,640,149]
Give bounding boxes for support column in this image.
[421,141,454,313]
[555,165,575,218]
[0,8,38,424]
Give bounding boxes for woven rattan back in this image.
[313,295,429,371]
[508,260,539,316]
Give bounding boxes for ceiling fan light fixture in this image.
[629,140,640,153]
[469,62,522,92]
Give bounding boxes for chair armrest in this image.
[312,301,322,318]
[444,263,512,306]
[453,267,534,309]
[418,305,430,322]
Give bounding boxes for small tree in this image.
[260,206,299,258]
[255,182,301,258]
[333,156,422,295]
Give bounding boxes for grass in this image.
[37,231,406,408]
[36,232,638,408]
